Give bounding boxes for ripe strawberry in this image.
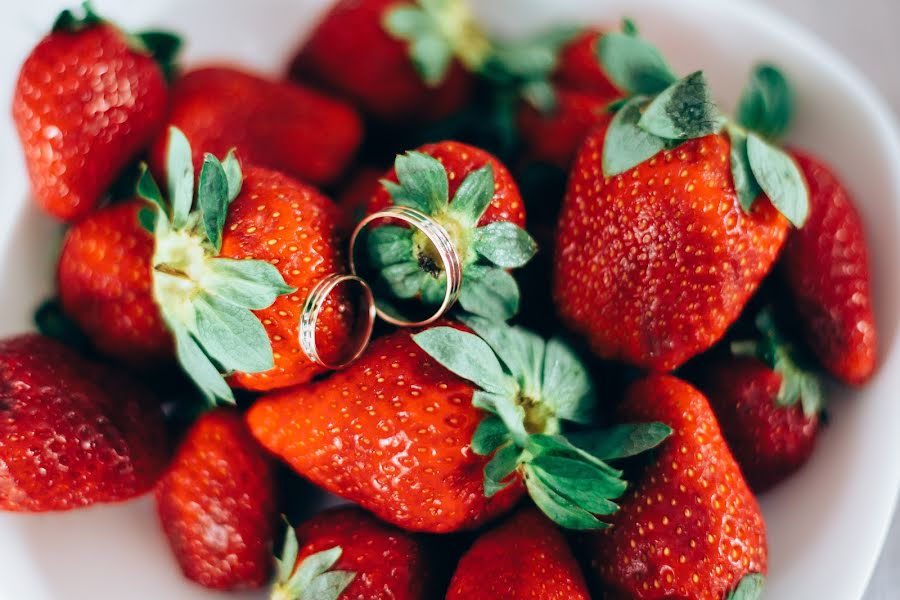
[247,315,670,533]
[447,507,590,599]
[288,0,487,123]
[12,4,175,221]
[781,150,877,384]
[0,334,167,512]
[336,166,383,239]
[155,409,276,590]
[57,200,172,365]
[139,128,350,403]
[698,310,823,492]
[364,142,534,321]
[553,28,621,98]
[149,67,362,187]
[270,507,431,600]
[585,375,767,599]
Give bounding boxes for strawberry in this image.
[447,507,590,599]
[12,3,176,221]
[138,127,350,403]
[335,166,383,239]
[553,28,621,98]
[247,315,670,533]
[698,310,823,492]
[288,0,487,123]
[585,374,767,600]
[271,507,431,600]
[363,142,534,321]
[781,150,877,384]
[149,67,362,187]
[554,36,811,371]
[57,200,172,365]
[0,334,167,512]
[155,409,276,590]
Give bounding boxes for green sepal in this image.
[192,292,273,374]
[483,443,522,497]
[471,415,510,455]
[52,1,102,33]
[201,258,296,310]
[136,163,165,211]
[133,30,182,82]
[221,149,242,202]
[412,326,516,396]
[472,222,537,269]
[567,423,673,461]
[447,163,494,228]
[746,133,809,227]
[198,153,231,252]
[166,127,194,229]
[458,263,520,321]
[728,126,763,212]
[393,151,449,214]
[602,95,667,177]
[638,71,726,140]
[523,466,607,530]
[271,522,356,600]
[621,17,639,37]
[737,63,793,140]
[528,454,625,513]
[540,338,595,424]
[596,28,677,96]
[726,573,766,600]
[170,322,235,405]
[366,226,414,269]
[137,206,157,232]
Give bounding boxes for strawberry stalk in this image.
[271,521,356,600]
[413,315,671,529]
[138,127,296,404]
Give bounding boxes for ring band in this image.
[349,206,463,327]
[299,273,375,370]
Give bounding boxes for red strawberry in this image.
[288,0,486,123]
[58,200,172,365]
[139,129,351,403]
[12,5,174,221]
[363,141,533,322]
[248,316,669,533]
[335,166,383,239]
[554,29,621,98]
[447,507,590,599]
[585,375,767,599]
[155,409,276,590]
[0,334,167,512]
[518,89,614,169]
[149,67,362,187]
[781,150,877,384]
[271,507,431,600]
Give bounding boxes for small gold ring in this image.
[299,273,375,370]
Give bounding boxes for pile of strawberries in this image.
[3,1,878,599]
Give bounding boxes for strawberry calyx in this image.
[366,150,536,322]
[731,309,824,417]
[596,19,810,227]
[726,573,766,600]
[271,520,356,600]
[383,0,490,86]
[138,127,296,405]
[413,315,672,530]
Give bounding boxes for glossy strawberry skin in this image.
[0,334,167,512]
[222,166,349,391]
[58,200,172,366]
[246,324,523,533]
[553,30,620,98]
[554,128,789,371]
[13,24,167,221]
[698,357,819,493]
[782,150,877,384]
[518,89,614,169]
[293,507,431,600]
[155,409,276,590]
[367,141,526,228]
[288,0,471,123]
[447,507,590,600]
[585,375,767,600]
[150,67,362,187]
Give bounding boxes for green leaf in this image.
[379,261,427,299]
[481,26,581,84]
[52,2,102,33]
[524,466,605,530]
[276,545,357,600]
[621,17,639,36]
[201,258,295,310]
[568,423,673,461]
[638,71,726,140]
[366,225,414,268]
[134,30,182,82]
[198,154,230,251]
[729,127,763,212]
[540,338,594,424]
[171,325,234,405]
[300,571,358,600]
[137,206,157,232]
[483,443,522,497]
[221,149,242,202]
[527,434,622,476]
[458,264,520,321]
[409,31,454,86]
[192,293,273,374]
[737,63,793,140]
[596,31,677,96]
[521,79,557,113]
[471,416,510,455]
[393,151,449,215]
[412,326,516,396]
[275,519,299,584]
[472,222,537,269]
[726,573,766,600]
[383,5,431,38]
[136,164,166,211]
[529,455,625,514]
[746,133,810,227]
[448,164,494,228]
[602,96,667,177]
[381,179,429,214]
[166,127,194,229]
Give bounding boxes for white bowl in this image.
[1,0,899,598]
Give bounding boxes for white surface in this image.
[1,1,899,598]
